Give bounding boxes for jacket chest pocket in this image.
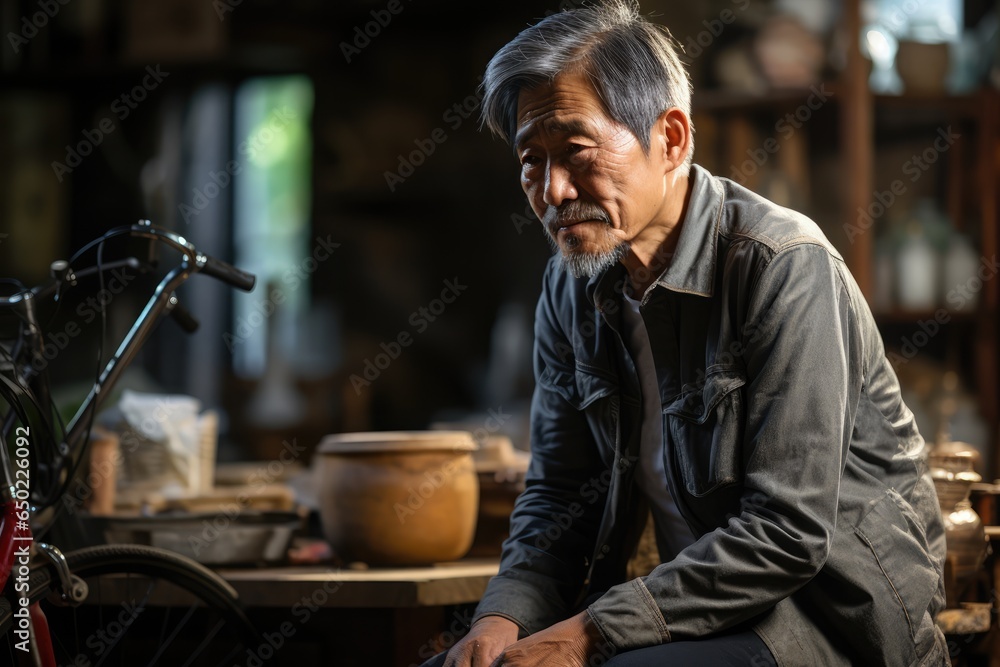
[664,368,746,497]
[538,364,621,465]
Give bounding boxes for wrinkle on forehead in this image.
[514,73,621,149]
[516,111,638,158]
[514,116,595,152]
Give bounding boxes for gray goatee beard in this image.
[547,233,629,278]
[543,201,628,279]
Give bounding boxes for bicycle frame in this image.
[3,222,223,473]
[0,500,56,666]
[0,221,255,665]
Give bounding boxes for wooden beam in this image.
[840,0,874,302]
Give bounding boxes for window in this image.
[231,76,314,378]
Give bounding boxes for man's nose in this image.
[542,161,577,207]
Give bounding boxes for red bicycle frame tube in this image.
[29,603,57,667]
[0,499,29,590]
[1,500,56,667]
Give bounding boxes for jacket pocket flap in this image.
[538,364,617,410]
[664,368,746,423]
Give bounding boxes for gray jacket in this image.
[474,164,949,666]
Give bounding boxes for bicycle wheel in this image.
[1,543,261,667]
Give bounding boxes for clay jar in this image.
[317,431,479,566]
[929,444,988,608]
[896,40,950,95]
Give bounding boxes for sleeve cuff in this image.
[474,574,569,636]
[587,578,670,651]
[470,612,530,639]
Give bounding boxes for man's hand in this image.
[443,615,519,667]
[489,611,604,667]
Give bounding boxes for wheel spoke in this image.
[144,602,199,666]
[179,616,226,667]
[93,576,155,667]
[32,545,257,666]
[210,641,244,667]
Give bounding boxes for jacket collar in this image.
[590,164,724,311]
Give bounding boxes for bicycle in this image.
[0,220,264,666]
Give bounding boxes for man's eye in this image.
[521,155,541,168]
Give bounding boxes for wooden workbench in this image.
[216,558,500,609]
[76,557,500,666]
[216,558,500,666]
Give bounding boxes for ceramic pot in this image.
[929,444,988,608]
[317,431,478,566]
[896,40,950,95]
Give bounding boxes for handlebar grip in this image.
[200,255,256,292]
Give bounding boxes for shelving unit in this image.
[841,0,999,476]
[692,0,1000,479]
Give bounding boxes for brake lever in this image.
[166,293,200,334]
[41,257,152,302]
[146,222,159,269]
[50,260,75,286]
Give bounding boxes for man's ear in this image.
[652,108,691,171]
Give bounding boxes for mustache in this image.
[543,201,611,234]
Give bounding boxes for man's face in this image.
[514,71,670,278]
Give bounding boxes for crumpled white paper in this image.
[116,389,204,498]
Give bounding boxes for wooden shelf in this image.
[694,85,996,116]
[0,50,310,90]
[873,88,995,116]
[693,84,839,113]
[873,309,981,325]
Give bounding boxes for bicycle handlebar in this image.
[0,222,255,308]
[123,221,256,292]
[0,220,257,509]
[197,254,256,292]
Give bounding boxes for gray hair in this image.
[480,0,693,169]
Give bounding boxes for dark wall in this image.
[0,0,717,443]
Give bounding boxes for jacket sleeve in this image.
[587,242,863,650]
[474,259,610,635]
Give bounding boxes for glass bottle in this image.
[896,220,939,310]
[942,232,979,312]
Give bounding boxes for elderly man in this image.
[424,2,949,666]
